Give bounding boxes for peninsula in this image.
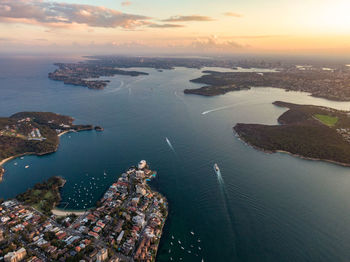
[185,66,350,101]
[0,112,94,182]
[49,62,149,89]
[0,161,168,262]
[234,101,350,166]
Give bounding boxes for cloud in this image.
[191,35,247,50]
[223,12,243,18]
[121,1,132,6]
[148,23,184,28]
[163,15,214,22]
[0,0,151,28]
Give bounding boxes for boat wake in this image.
[202,101,266,115]
[202,105,236,115]
[214,164,238,257]
[166,137,176,153]
[216,170,224,185]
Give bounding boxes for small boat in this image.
[170,242,173,245]
[14,162,17,166]
[188,250,191,254]
[171,236,174,239]
[20,157,24,160]
[25,165,29,169]
[181,246,184,250]
[190,231,195,235]
[198,247,202,250]
[214,163,220,174]
[178,240,181,244]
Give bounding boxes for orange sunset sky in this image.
[0,0,349,55]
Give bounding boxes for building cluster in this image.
[336,128,350,143]
[0,199,104,261]
[69,160,168,261]
[27,128,45,141]
[0,160,168,262]
[0,118,46,141]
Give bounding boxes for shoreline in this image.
[52,208,87,217]
[0,127,94,183]
[233,128,350,168]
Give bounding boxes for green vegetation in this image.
[314,114,338,127]
[0,112,93,179]
[16,176,65,215]
[234,101,350,166]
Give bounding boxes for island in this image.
[0,112,94,182]
[0,160,168,262]
[49,62,149,90]
[185,66,350,101]
[234,101,350,166]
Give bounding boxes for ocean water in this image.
[2,56,350,261]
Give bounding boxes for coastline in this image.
[234,129,350,168]
[52,208,87,217]
[0,127,94,183]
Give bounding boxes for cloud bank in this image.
[223,12,243,18]
[0,0,150,28]
[163,15,214,22]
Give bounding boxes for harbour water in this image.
[2,56,350,261]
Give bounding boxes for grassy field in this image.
[16,176,63,215]
[314,114,338,127]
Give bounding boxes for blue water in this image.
[2,56,350,261]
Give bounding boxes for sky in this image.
[0,0,350,55]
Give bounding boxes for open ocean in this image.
[2,56,350,261]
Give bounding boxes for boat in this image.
[214,163,220,173]
[190,231,195,235]
[25,165,29,169]
[178,240,181,244]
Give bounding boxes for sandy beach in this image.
[52,208,86,216]
[57,130,70,137]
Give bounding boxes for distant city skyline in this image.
[0,0,349,55]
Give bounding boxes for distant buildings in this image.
[0,229,4,242]
[4,248,27,262]
[138,160,147,170]
[96,248,108,262]
[28,128,46,141]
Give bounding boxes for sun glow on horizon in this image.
[0,0,349,54]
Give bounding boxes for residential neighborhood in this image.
[0,161,168,262]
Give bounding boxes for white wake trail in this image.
[202,105,236,115]
[165,137,176,153]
